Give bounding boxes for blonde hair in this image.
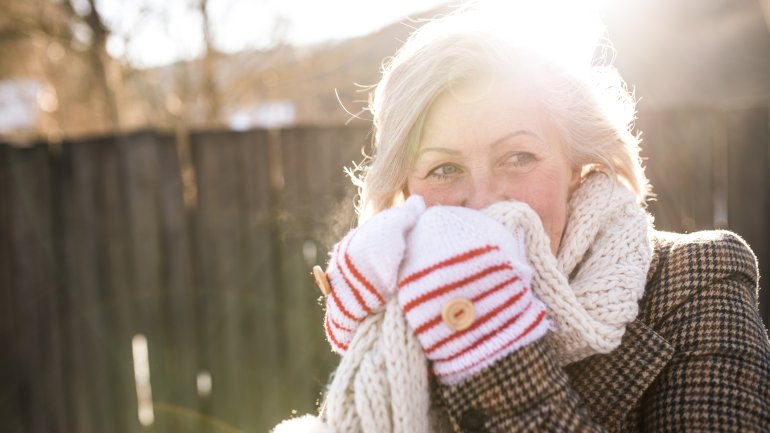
[353,4,649,223]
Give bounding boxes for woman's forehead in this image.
[421,81,548,141]
[444,62,543,103]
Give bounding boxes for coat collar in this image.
[564,319,674,432]
[560,232,678,431]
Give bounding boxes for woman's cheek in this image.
[409,181,462,207]
[539,196,571,253]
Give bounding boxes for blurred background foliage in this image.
[0,0,440,141]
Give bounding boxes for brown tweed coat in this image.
[437,230,770,432]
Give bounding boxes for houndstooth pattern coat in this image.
[437,230,770,432]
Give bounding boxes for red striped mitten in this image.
[323,195,426,353]
[397,205,551,385]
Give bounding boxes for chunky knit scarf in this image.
[271,172,652,433]
[483,171,653,364]
[273,298,437,433]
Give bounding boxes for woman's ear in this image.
[569,166,582,195]
[392,190,407,206]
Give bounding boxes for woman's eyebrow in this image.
[489,130,540,148]
[417,130,542,157]
[416,147,462,157]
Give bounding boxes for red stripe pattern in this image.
[321,197,550,383]
[324,230,380,353]
[401,263,513,313]
[322,195,427,354]
[399,245,499,287]
[396,210,551,384]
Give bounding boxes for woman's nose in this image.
[463,176,505,210]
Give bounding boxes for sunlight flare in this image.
[132,334,155,427]
[461,0,613,73]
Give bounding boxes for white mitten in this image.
[323,195,426,353]
[272,415,334,433]
[397,205,551,385]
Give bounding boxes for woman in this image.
[276,3,770,433]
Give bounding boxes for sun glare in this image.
[465,0,612,73]
[132,334,155,427]
[101,0,613,68]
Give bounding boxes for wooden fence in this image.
[1,107,768,433]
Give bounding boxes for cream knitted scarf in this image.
[273,298,438,433]
[483,171,653,364]
[271,172,652,433]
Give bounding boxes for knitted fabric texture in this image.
[397,206,550,384]
[325,298,435,433]
[324,196,426,353]
[483,171,653,364]
[272,299,434,433]
[323,196,550,384]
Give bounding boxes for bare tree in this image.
[0,0,296,138]
[199,0,221,125]
[62,0,123,132]
[0,0,128,137]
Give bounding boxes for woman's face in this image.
[406,78,581,254]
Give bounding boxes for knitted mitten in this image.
[324,195,426,353]
[397,205,552,385]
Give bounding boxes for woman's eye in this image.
[504,152,535,167]
[427,164,461,180]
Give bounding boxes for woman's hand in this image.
[323,195,426,353]
[396,206,551,385]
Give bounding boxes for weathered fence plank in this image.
[58,138,116,433]
[1,144,64,433]
[232,129,279,431]
[273,125,369,426]
[190,130,234,432]
[277,126,330,419]
[190,129,284,432]
[10,146,48,433]
[123,131,180,433]
[0,145,26,432]
[153,132,201,432]
[91,136,136,433]
[0,146,19,432]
